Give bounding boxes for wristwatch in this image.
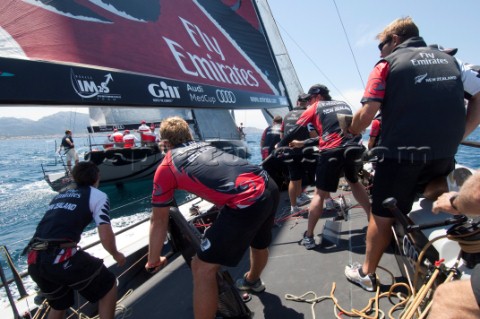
[449,194,459,210]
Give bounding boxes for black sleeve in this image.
[303,137,320,147]
[277,124,304,147]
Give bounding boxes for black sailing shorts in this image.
[197,178,280,267]
[28,249,116,310]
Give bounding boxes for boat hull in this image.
[85,147,164,185]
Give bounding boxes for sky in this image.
[1,0,479,129]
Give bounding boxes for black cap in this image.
[428,44,458,56]
[307,84,329,96]
[297,93,311,102]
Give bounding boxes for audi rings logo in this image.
[216,89,236,103]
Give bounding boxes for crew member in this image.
[141,126,157,148]
[122,130,138,148]
[278,93,317,214]
[138,120,151,146]
[110,128,124,148]
[260,115,283,160]
[26,161,126,319]
[146,116,279,319]
[59,130,79,174]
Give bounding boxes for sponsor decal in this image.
[414,73,457,85]
[71,70,121,100]
[163,17,259,89]
[411,52,449,67]
[402,235,419,270]
[249,96,277,104]
[148,80,181,102]
[215,89,236,103]
[186,83,216,104]
[414,73,428,84]
[0,71,14,77]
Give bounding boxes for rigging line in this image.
[262,2,352,105]
[332,0,366,89]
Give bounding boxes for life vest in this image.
[142,131,156,143]
[111,132,124,143]
[382,37,464,160]
[123,134,137,148]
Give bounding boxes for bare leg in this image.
[428,279,480,319]
[191,256,220,319]
[98,283,117,319]
[245,247,268,282]
[363,215,394,274]
[305,189,328,237]
[347,181,371,220]
[66,160,72,174]
[288,179,302,207]
[47,309,66,319]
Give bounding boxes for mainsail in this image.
[0,0,300,116]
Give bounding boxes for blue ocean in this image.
[1,128,480,304]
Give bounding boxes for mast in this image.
[253,0,303,114]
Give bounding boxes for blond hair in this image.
[377,16,419,43]
[159,116,193,146]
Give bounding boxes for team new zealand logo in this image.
[414,73,428,84]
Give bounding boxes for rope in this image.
[285,265,411,319]
[285,281,411,319]
[285,290,333,319]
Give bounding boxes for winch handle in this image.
[382,197,412,228]
[406,214,468,233]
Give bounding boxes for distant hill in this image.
[0,112,90,137]
[0,112,264,138]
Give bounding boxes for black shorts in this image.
[371,157,455,218]
[285,156,305,181]
[28,250,116,310]
[197,178,280,267]
[315,146,364,192]
[471,264,480,306]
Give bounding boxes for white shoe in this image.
[345,262,378,292]
[325,198,335,210]
[290,206,301,214]
[296,193,311,206]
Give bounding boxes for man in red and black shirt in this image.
[279,84,371,250]
[146,116,279,319]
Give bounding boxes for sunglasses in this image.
[378,38,392,51]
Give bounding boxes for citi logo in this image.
[71,70,120,100]
[148,81,181,99]
[414,73,428,84]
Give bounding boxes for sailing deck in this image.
[117,187,406,318]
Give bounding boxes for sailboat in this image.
[0,0,300,191]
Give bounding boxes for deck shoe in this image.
[235,273,266,293]
[290,206,301,215]
[301,231,316,250]
[325,198,341,210]
[296,193,311,206]
[344,262,377,292]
